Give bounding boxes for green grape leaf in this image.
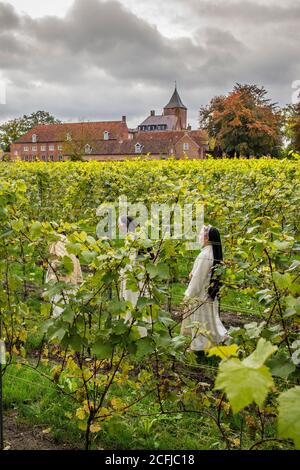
[146,263,159,279]
[81,250,97,263]
[215,358,274,414]
[243,338,277,368]
[272,272,292,290]
[267,354,296,379]
[92,339,113,359]
[215,339,277,413]
[278,386,300,449]
[157,263,170,280]
[65,333,83,352]
[30,221,42,238]
[62,256,74,274]
[136,337,155,360]
[50,326,67,342]
[61,306,75,324]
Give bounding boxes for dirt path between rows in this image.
[221,310,258,327]
[3,412,76,450]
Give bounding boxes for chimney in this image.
[122,115,126,123]
[150,110,155,116]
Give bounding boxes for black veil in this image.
[207,227,223,300]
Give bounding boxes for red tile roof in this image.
[13,121,207,157]
[82,130,207,156]
[15,121,129,143]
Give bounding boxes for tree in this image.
[199,84,283,158]
[284,99,300,153]
[62,125,97,161]
[0,111,61,152]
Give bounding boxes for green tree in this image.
[0,111,61,152]
[284,99,300,153]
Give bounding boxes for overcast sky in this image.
[0,0,299,128]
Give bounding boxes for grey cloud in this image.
[23,0,184,83]
[0,0,299,128]
[0,1,19,29]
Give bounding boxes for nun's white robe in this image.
[120,244,148,338]
[45,236,83,318]
[181,244,227,351]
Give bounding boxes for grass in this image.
[3,239,268,450]
[170,281,263,318]
[3,364,82,446]
[1,363,230,450]
[3,360,286,450]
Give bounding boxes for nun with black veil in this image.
[181,225,228,351]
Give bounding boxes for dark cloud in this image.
[0,1,19,29]
[0,0,299,127]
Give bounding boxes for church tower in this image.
[163,86,187,130]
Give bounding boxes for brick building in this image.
[138,87,188,132]
[84,130,207,161]
[11,120,129,162]
[11,88,208,161]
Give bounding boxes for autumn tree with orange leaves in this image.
[199,84,283,158]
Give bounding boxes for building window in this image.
[58,145,63,151]
[14,150,18,156]
[32,134,37,143]
[66,132,72,141]
[49,155,54,161]
[32,145,37,151]
[23,146,29,152]
[41,155,46,161]
[104,131,109,140]
[41,145,47,151]
[135,143,142,154]
[58,155,63,161]
[183,143,189,151]
[49,145,55,151]
[25,155,29,161]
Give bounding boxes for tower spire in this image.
[164,86,187,110]
[163,85,187,130]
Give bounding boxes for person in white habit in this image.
[181,225,228,352]
[119,216,149,338]
[45,234,83,318]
